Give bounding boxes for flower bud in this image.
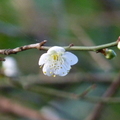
[105,49,116,59]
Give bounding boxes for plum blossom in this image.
[38,46,78,77]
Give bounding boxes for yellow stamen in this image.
[40,65,42,68]
[52,54,59,61]
[53,75,56,77]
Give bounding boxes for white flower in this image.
[117,41,120,49]
[38,46,78,77]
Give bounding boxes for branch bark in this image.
[0,40,47,55]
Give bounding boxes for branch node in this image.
[96,49,106,55]
[37,40,47,50]
[69,43,74,48]
[19,47,24,51]
[3,49,17,55]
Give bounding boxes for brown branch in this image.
[0,96,47,120]
[0,37,118,57]
[0,40,47,55]
[85,73,120,120]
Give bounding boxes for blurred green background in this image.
[0,0,120,120]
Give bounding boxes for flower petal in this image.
[63,52,78,65]
[38,53,49,65]
[47,46,65,54]
[62,61,71,70]
[42,63,54,76]
[54,65,68,76]
[54,62,71,76]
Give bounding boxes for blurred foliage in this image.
[0,0,120,120]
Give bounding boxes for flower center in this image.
[52,54,59,61]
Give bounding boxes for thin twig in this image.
[24,84,120,103]
[85,73,120,120]
[77,84,96,98]
[64,41,117,51]
[25,84,96,100]
[1,84,120,103]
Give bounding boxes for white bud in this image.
[117,42,120,49]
